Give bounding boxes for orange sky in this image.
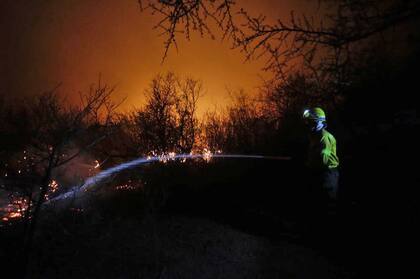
[1,0,314,115]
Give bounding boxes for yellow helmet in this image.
[303,107,326,121]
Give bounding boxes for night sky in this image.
[0,0,314,115]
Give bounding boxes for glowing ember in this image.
[44,180,59,201]
[8,212,22,218]
[115,184,137,191]
[0,197,30,223]
[203,148,213,162]
[159,151,177,163]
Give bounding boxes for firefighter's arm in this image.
[320,134,332,167]
[321,147,332,167]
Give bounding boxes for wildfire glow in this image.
[0,197,30,223]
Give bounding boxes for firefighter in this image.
[303,107,340,209]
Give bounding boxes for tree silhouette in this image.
[0,82,120,276]
[133,72,202,154]
[140,0,420,104]
[140,0,420,67]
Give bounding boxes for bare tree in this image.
[176,77,202,152]
[140,0,420,69]
[0,82,120,277]
[134,72,179,153]
[258,71,332,123]
[202,109,228,151]
[139,0,239,62]
[133,72,202,154]
[202,91,272,153]
[140,0,420,106]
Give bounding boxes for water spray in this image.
[44,153,290,205]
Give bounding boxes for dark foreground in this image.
[0,158,417,278]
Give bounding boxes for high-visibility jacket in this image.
[306,129,339,170]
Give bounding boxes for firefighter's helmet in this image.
[303,107,326,122]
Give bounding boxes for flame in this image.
[158,151,177,163]
[0,197,30,223]
[93,160,100,169]
[146,149,220,164]
[44,180,59,201]
[1,180,60,222]
[8,212,22,218]
[203,148,213,162]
